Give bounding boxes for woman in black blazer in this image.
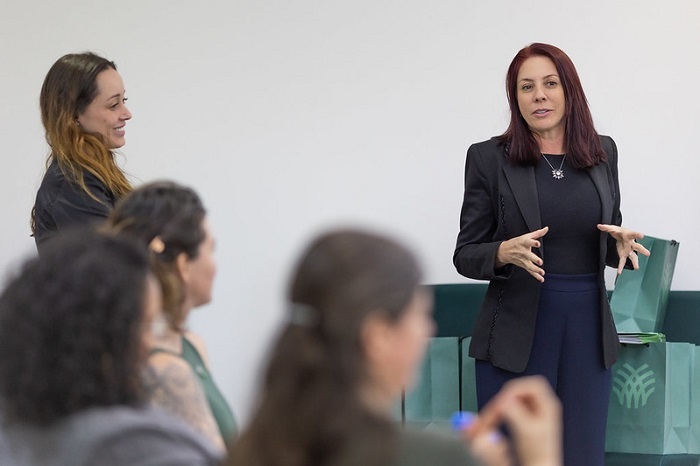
[453,43,649,466]
[31,52,133,255]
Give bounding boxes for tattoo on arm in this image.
[142,357,225,451]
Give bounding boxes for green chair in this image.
[430,283,486,338]
[662,292,700,345]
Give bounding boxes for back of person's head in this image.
[288,229,423,375]
[0,229,153,425]
[230,229,423,466]
[105,181,206,331]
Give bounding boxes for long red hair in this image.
[498,43,606,169]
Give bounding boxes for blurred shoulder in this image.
[146,351,202,392]
[0,406,222,466]
[392,427,478,466]
[85,406,223,465]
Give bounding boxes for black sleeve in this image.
[50,171,113,228]
[601,136,633,270]
[34,170,114,255]
[453,143,511,281]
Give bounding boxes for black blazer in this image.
[33,161,116,255]
[453,136,624,373]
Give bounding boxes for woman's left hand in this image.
[462,376,562,466]
[597,224,651,275]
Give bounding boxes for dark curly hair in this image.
[0,229,151,425]
[230,229,423,466]
[104,181,206,332]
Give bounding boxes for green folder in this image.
[618,332,666,345]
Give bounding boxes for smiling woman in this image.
[31,52,134,255]
[76,67,131,149]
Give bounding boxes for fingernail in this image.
[489,431,503,443]
[451,411,476,431]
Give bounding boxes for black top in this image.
[33,161,116,255]
[536,154,601,274]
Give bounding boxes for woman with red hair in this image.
[453,43,648,466]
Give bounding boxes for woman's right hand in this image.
[495,226,549,282]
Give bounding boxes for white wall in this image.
[1,0,698,423]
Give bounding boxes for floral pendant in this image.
[551,169,564,180]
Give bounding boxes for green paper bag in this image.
[404,337,460,429]
[610,236,680,333]
[606,342,693,454]
[460,337,478,413]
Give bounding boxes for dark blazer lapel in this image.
[588,163,613,224]
[503,163,542,233]
[588,162,614,262]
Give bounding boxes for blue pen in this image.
[450,411,476,431]
[452,411,504,443]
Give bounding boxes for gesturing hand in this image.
[464,376,562,466]
[496,227,549,283]
[596,224,651,275]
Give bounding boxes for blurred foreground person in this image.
[106,181,236,448]
[0,230,222,465]
[229,229,561,466]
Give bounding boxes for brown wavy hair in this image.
[498,43,607,169]
[229,229,423,466]
[32,52,133,232]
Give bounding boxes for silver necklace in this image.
[541,154,566,179]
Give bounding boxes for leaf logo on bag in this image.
[612,363,656,409]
